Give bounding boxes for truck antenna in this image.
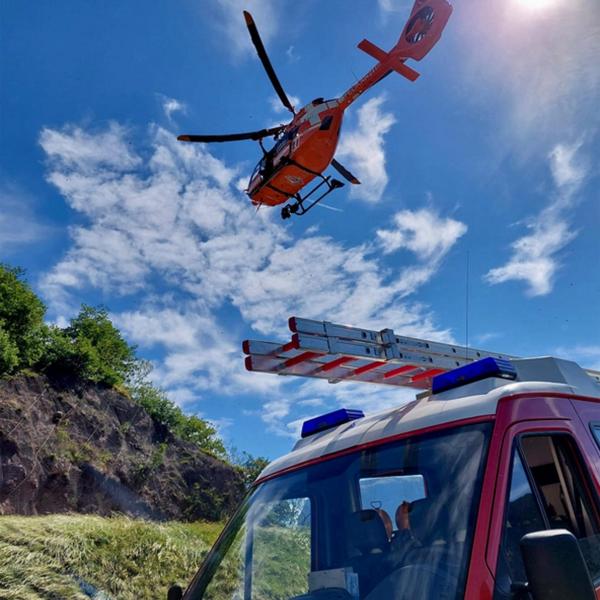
[465,250,470,360]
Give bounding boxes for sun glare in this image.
[514,0,560,10]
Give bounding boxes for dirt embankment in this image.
[0,374,244,521]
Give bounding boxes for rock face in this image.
[0,374,245,521]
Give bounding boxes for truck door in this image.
[493,426,600,599]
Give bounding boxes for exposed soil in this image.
[0,373,244,521]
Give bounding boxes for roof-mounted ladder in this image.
[244,316,515,390]
[243,316,600,390]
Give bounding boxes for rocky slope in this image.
[0,374,244,521]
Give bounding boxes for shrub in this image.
[131,382,226,459]
[66,305,136,386]
[0,265,46,374]
[37,325,86,377]
[0,264,228,463]
[0,323,19,374]
[35,307,136,387]
[229,449,269,486]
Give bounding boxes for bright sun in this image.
[515,0,559,10]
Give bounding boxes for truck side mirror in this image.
[167,584,183,600]
[520,529,595,600]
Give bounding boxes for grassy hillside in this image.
[0,515,222,600]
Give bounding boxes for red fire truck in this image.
[175,317,600,600]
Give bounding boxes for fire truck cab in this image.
[180,318,600,600]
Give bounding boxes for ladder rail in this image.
[290,316,514,363]
[243,316,600,391]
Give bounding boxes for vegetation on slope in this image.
[14,267,275,460]
[0,263,227,460]
[0,514,222,600]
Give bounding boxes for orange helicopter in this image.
[178,0,452,219]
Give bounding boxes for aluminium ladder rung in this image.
[243,316,600,391]
[243,316,514,390]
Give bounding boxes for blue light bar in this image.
[432,357,517,395]
[301,408,365,438]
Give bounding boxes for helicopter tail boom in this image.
[339,0,452,109]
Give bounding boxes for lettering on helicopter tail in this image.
[405,6,434,44]
[394,0,453,62]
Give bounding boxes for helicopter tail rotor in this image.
[393,0,453,62]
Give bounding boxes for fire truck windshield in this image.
[184,423,491,600]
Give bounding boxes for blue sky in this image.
[1,0,599,459]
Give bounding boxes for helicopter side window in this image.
[252,158,265,180]
[274,127,299,153]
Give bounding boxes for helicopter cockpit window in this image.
[273,128,298,156]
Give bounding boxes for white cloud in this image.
[549,143,587,191]
[376,208,467,295]
[40,123,140,175]
[336,96,396,203]
[211,0,280,56]
[0,184,53,252]
[485,141,588,296]
[286,45,299,63]
[378,0,412,14]
[261,377,417,439]
[161,96,186,121]
[39,120,464,434]
[377,209,467,259]
[269,94,301,114]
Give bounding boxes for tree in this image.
[177,415,226,459]
[37,305,137,386]
[229,448,269,486]
[66,305,137,386]
[0,264,47,374]
[0,264,229,462]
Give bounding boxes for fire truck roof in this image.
[258,356,600,482]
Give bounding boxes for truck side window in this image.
[521,435,600,582]
[494,451,546,598]
[590,425,600,449]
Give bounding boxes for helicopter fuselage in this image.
[247,99,345,207]
[178,0,453,218]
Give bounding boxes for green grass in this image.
[252,527,311,600]
[201,526,311,600]
[0,514,223,600]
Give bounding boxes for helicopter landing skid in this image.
[281,176,344,220]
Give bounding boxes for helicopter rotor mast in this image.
[177,10,296,145]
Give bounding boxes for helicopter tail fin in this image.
[357,0,452,81]
[392,0,453,62]
[357,39,420,82]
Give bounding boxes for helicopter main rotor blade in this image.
[331,159,361,185]
[243,11,295,115]
[178,126,284,144]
